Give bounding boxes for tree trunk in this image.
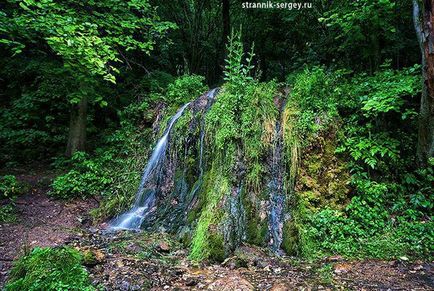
[413,0,434,166]
[66,96,87,157]
[216,0,230,81]
[222,0,230,46]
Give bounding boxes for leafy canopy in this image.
[1,0,176,84]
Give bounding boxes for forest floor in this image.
[0,172,433,290]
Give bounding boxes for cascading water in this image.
[109,102,191,230]
[268,97,287,253]
[108,87,292,257]
[188,88,218,200]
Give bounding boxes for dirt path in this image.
[1,173,433,290]
[0,172,98,287]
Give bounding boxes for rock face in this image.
[109,87,293,260]
[110,86,350,261]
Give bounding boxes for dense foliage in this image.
[0,0,432,273]
[283,64,433,259]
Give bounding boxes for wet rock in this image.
[222,256,248,269]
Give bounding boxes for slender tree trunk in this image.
[216,0,230,81]
[413,0,434,166]
[66,95,87,157]
[222,0,230,46]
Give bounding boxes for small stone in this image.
[156,241,171,253]
[334,263,351,274]
[270,282,290,290]
[326,255,343,262]
[120,281,131,290]
[185,279,198,286]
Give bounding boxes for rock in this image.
[207,275,254,290]
[270,282,290,291]
[222,256,248,269]
[82,248,105,266]
[125,243,143,253]
[118,280,141,291]
[326,255,343,262]
[273,267,282,274]
[334,263,351,274]
[185,279,198,286]
[156,241,170,253]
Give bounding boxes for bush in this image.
[5,246,94,291]
[0,175,22,199]
[50,152,113,199]
[0,204,17,223]
[0,175,27,223]
[288,65,431,261]
[157,74,207,107]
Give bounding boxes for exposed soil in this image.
[1,173,433,290]
[0,171,98,287]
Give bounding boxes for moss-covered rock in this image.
[296,127,351,211]
[189,165,228,262]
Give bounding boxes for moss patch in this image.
[6,247,94,291]
[296,127,351,211]
[189,165,228,262]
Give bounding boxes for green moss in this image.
[189,165,228,262]
[242,187,268,246]
[282,221,299,255]
[6,247,94,291]
[297,128,350,211]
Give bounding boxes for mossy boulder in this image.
[296,127,351,211]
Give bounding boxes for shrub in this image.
[0,175,21,199]
[285,66,345,142]
[0,204,17,223]
[5,247,94,291]
[0,175,26,223]
[161,74,207,106]
[50,151,113,199]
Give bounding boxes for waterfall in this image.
[268,97,287,253]
[188,88,219,200]
[109,102,191,230]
